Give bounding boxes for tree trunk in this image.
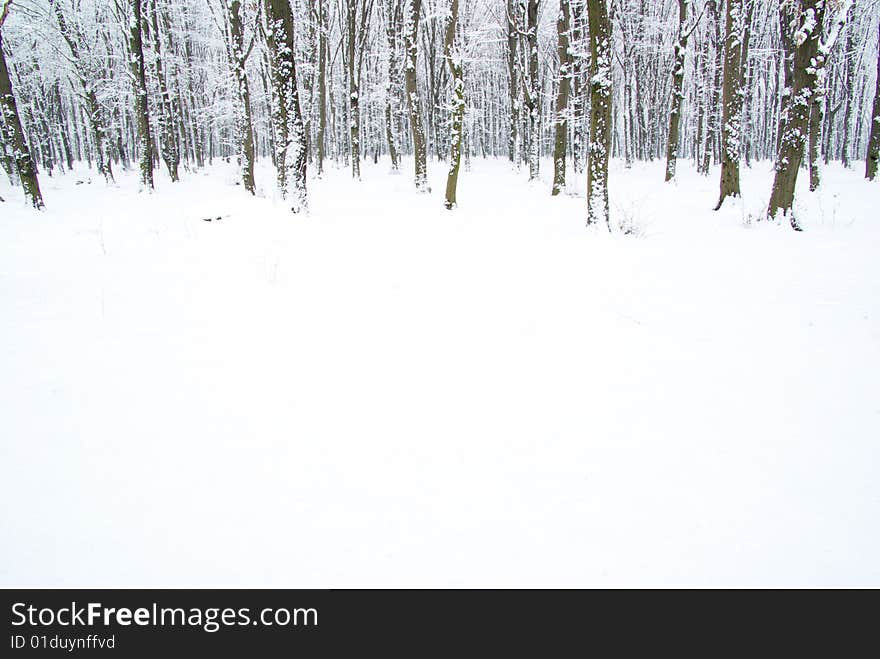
[840,1,857,168]
[404,0,428,191]
[228,0,255,194]
[384,0,400,171]
[443,0,463,209]
[265,0,308,211]
[316,0,327,176]
[586,0,611,229]
[149,0,179,182]
[524,0,540,181]
[866,23,880,181]
[769,0,828,226]
[346,0,360,179]
[715,0,743,210]
[702,0,723,175]
[0,27,43,208]
[551,0,571,196]
[128,0,154,190]
[506,0,519,165]
[665,0,689,182]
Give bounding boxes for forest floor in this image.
[1,157,878,586]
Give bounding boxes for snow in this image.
[1,158,879,587]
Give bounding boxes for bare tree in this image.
[126,0,154,189]
[404,0,428,191]
[866,21,880,181]
[0,0,43,208]
[715,0,744,210]
[443,0,464,208]
[551,0,571,195]
[587,0,611,229]
[769,0,851,227]
[265,0,308,211]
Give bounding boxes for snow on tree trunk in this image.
[551,0,571,196]
[768,0,851,227]
[866,22,880,181]
[265,0,308,212]
[443,0,464,209]
[0,17,43,209]
[384,0,400,171]
[404,0,428,192]
[715,0,743,210]
[506,0,519,166]
[128,0,154,190]
[702,0,723,175]
[149,0,179,183]
[524,0,540,181]
[586,0,611,229]
[227,0,255,194]
[316,0,328,177]
[665,0,689,183]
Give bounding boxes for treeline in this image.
[0,0,878,228]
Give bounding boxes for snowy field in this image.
[1,158,878,587]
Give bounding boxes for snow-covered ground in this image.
[1,157,878,587]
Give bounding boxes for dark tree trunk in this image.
[586,0,612,229]
[551,0,571,196]
[715,0,743,210]
[0,27,43,208]
[404,0,428,191]
[128,0,154,189]
[265,0,308,211]
[665,0,689,182]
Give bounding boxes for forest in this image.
[2,1,880,588]
[1,0,878,225]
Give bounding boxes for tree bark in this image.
[524,0,540,181]
[443,0,463,209]
[404,0,428,191]
[128,0,154,190]
[769,0,826,226]
[665,0,689,182]
[551,0,571,195]
[586,0,612,229]
[0,24,43,208]
[715,0,743,210]
[506,0,519,165]
[228,0,255,194]
[866,23,880,181]
[265,0,308,211]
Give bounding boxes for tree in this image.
[506,0,519,165]
[264,0,308,211]
[49,0,114,183]
[126,0,154,190]
[149,0,180,182]
[404,0,428,191]
[551,0,571,195]
[665,0,693,182]
[0,0,43,208]
[443,0,464,208]
[769,0,852,227]
[383,0,401,171]
[523,0,539,181]
[226,0,256,194]
[586,0,611,229]
[866,21,880,181]
[715,0,744,210]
